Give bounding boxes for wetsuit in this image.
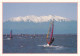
[48,37,54,45]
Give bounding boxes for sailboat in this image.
[38,20,62,48]
[38,20,55,47]
[7,30,13,40]
[46,20,54,46]
[10,30,12,40]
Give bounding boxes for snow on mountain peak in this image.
[6,15,71,23]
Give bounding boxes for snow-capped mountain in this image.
[5,15,70,23]
[3,15,77,34]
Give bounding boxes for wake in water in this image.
[38,44,64,50]
[3,38,11,40]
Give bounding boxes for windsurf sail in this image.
[46,20,54,45]
[10,30,12,40]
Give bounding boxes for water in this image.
[3,35,77,53]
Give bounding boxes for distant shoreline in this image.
[3,34,77,36]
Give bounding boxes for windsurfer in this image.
[48,37,54,45]
[47,21,54,46]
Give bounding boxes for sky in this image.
[3,3,77,22]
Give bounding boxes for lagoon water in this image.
[3,35,77,53]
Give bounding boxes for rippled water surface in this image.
[3,35,77,53]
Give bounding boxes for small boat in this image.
[10,30,13,40]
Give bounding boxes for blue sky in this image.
[3,3,77,21]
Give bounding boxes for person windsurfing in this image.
[47,20,54,46]
[48,37,54,45]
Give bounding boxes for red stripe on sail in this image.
[50,23,53,41]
